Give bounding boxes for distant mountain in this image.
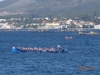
[0,0,100,17]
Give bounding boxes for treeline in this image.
[1,12,100,25]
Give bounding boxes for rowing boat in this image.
[12,47,67,53]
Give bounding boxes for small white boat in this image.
[65,36,72,40]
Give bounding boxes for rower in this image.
[57,45,61,51]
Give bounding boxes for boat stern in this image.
[12,47,20,53]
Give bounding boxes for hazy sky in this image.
[0,0,4,2]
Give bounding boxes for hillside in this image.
[0,0,100,17]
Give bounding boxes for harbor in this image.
[0,28,93,32]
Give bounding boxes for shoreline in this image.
[0,28,99,32]
[0,28,97,31]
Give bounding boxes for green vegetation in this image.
[0,0,100,18]
[82,25,94,28]
[0,0,100,25]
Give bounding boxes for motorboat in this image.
[79,31,100,35]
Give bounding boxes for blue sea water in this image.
[0,31,100,75]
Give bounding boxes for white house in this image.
[94,25,100,29]
[0,19,6,22]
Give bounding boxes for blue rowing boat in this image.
[12,47,67,53]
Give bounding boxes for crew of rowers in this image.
[17,45,62,52]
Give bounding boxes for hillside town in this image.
[0,16,100,30]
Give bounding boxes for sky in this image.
[0,0,4,2]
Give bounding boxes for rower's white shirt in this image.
[57,45,61,48]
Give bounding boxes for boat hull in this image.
[12,47,67,53]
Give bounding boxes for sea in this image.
[0,30,100,75]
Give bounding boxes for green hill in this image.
[0,0,100,17]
